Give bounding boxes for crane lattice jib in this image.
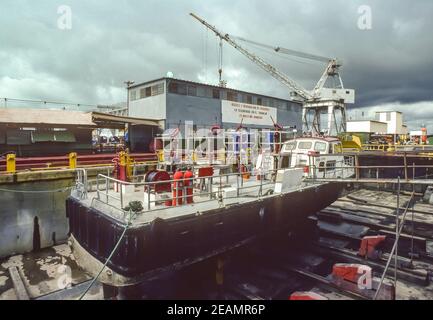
[190,13,312,101]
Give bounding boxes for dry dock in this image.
[1,188,433,300]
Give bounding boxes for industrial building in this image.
[347,111,409,135]
[128,77,303,131]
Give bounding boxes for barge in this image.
[66,137,352,287]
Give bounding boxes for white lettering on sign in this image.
[221,100,277,126]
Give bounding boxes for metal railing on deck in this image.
[305,153,433,184]
[361,144,433,153]
[93,169,282,218]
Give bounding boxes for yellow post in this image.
[69,152,77,169]
[157,150,165,162]
[6,154,16,173]
[119,151,133,179]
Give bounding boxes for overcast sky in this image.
[0,0,432,130]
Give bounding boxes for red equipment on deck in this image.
[184,168,194,204]
[172,169,184,206]
[144,170,171,193]
[113,154,127,182]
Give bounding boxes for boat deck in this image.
[77,173,317,225]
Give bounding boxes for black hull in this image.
[66,182,344,282]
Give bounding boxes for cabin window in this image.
[283,141,296,151]
[326,161,336,170]
[298,141,312,150]
[314,142,327,152]
[334,143,342,153]
[280,156,290,169]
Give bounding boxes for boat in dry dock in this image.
[66,136,353,286]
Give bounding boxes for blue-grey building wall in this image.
[166,93,222,130]
[129,77,303,131]
[166,94,302,130]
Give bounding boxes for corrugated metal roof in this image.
[0,108,96,127]
[0,109,161,128]
[91,112,160,127]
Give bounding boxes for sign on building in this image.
[221,100,277,126]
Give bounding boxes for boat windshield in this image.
[298,141,313,150]
[314,142,327,152]
[284,141,297,151]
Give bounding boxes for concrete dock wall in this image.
[0,178,73,258]
[0,165,154,259]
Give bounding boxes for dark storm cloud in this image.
[0,0,432,129]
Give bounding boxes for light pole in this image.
[124,80,135,116]
[124,80,134,151]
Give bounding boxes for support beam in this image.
[8,267,30,300]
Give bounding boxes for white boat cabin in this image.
[279,137,354,179]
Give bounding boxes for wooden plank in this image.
[8,267,30,300]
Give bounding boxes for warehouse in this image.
[127,77,302,131]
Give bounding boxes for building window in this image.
[168,81,186,95]
[257,97,262,105]
[168,82,178,93]
[139,88,146,99]
[187,85,197,96]
[130,90,137,101]
[246,95,252,104]
[151,83,164,96]
[227,91,238,102]
[212,89,220,99]
[178,83,187,95]
[197,87,208,98]
[386,112,391,121]
[145,87,152,97]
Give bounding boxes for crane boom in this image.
[231,35,331,63]
[190,13,312,100]
[229,35,345,100]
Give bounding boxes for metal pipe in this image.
[395,177,400,296]
[373,189,415,300]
